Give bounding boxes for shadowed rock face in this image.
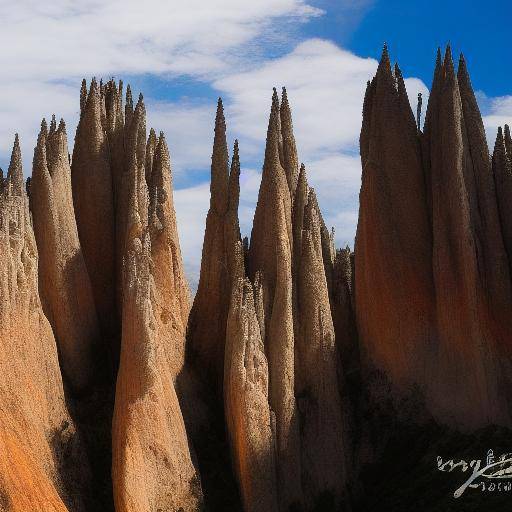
[356,45,512,430]
[72,80,116,344]
[356,46,434,395]
[295,189,347,507]
[493,125,512,275]
[0,138,90,511]
[30,119,100,392]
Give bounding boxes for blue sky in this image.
[2,0,511,288]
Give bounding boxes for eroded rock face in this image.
[422,47,508,427]
[112,133,203,511]
[493,125,512,274]
[188,99,243,391]
[72,79,116,343]
[295,190,346,508]
[356,45,512,430]
[249,89,302,511]
[148,133,191,378]
[355,46,434,396]
[224,276,278,512]
[0,137,89,511]
[112,232,202,512]
[30,119,100,392]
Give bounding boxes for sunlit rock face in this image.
[72,79,116,346]
[0,44,511,512]
[0,137,90,511]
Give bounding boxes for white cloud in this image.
[481,94,512,148]
[147,100,216,180]
[0,0,321,81]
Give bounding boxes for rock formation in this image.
[493,125,512,273]
[148,132,191,378]
[224,276,278,512]
[188,99,243,391]
[72,79,116,345]
[0,136,90,511]
[30,118,100,392]
[356,44,512,429]
[1,45,511,512]
[295,189,347,507]
[248,89,302,511]
[112,229,202,512]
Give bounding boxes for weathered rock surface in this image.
[356,46,434,394]
[112,231,202,512]
[188,99,243,391]
[148,133,191,378]
[248,89,302,510]
[224,276,278,512]
[30,119,100,392]
[72,79,116,344]
[295,189,347,508]
[493,125,512,274]
[0,137,89,511]
[112,131,202,510]
[356,45,512,430]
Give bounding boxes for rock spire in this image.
[30,118,100,391]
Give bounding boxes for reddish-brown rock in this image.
[493,126,512,274]
[148,133,191,378]
[355,45,434,394]
[0,137,89,511]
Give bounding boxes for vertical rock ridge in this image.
[6,134,23,197]
[248,90,302,510]
[280,87,300,198]
[112,230,202,512]
[295,188,347,508]
[72,78,117,348]
[422,46,508,427]
[355,45,434,397]
[148,132,191,378]
[30,119,100,392]
[493,127,512,274]
[188,100,243,392]
[224,276,278,512]
[456,53,512,333]
[0,135,91,510]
